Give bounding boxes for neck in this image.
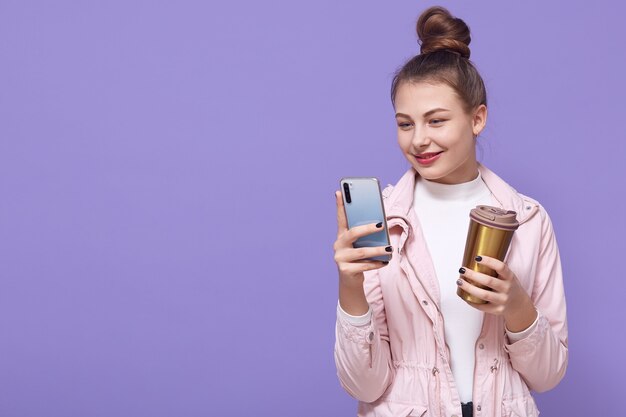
[417,170,486,201]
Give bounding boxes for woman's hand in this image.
[334,191,391,315]
[457,255,537,333]
[333,191,391,279]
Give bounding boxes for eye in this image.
[430,119,445,125]
[397,122,412,129]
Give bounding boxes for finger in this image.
[464,299,498,314]
[459,267,506,293]
[344,221,385,244]
[457,275,505,304]
[335,191,348,234]
[475,255,513,280]
[335,245,393,263]
[340,260,389,275]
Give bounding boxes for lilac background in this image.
[1,1,624,416]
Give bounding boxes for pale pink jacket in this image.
[334,163,568,417]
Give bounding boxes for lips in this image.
[415,151,443,159]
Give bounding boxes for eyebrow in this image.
[395,108,450,119]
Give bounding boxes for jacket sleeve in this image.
[334,268,395,403]
[504,206,569,393]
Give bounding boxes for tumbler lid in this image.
[470,205,519,231]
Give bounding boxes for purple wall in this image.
[1,1,624,415]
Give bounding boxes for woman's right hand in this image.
[334,191,391,315]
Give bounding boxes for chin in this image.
[413,165,443,179]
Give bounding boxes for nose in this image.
[411,126,431,149]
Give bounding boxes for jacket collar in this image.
[384,163,538,226]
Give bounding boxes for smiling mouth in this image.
[415,151,443,159]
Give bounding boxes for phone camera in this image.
[343,182,352,204]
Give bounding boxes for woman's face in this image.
[394,81,487,184]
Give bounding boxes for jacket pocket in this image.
[407,406,428,417]
[371,402,428,417]
[501,396,539,417]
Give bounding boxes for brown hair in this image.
[390,6,487,116]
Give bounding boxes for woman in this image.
[333,6,568,417]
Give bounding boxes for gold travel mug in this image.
[457,205,520,304]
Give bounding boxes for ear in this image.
[472,105,488,137]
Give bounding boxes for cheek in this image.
[397,132,411,150]
[437,128,467,149]
[433,126,454,141]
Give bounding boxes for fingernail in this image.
[456,279,463,286]
[475,256,482,262]
[385,246,393,252]
[376,222,383,228]
[458,267,466,274]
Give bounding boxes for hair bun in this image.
[416,6,471,59]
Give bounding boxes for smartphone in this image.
[340,177,391,262]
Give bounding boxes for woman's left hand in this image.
[457,255,537,333]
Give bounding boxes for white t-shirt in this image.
[413,171,490,403]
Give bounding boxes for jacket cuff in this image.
[503,309,550,355]
[336,303,375,345]
[337,300,372,326]
[505,312,540,343]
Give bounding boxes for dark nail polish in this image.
[456,279,463,286]
[376,222,383,228]
[385,246,393,252]
[475,256,482,262]
[459,267,466,274]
